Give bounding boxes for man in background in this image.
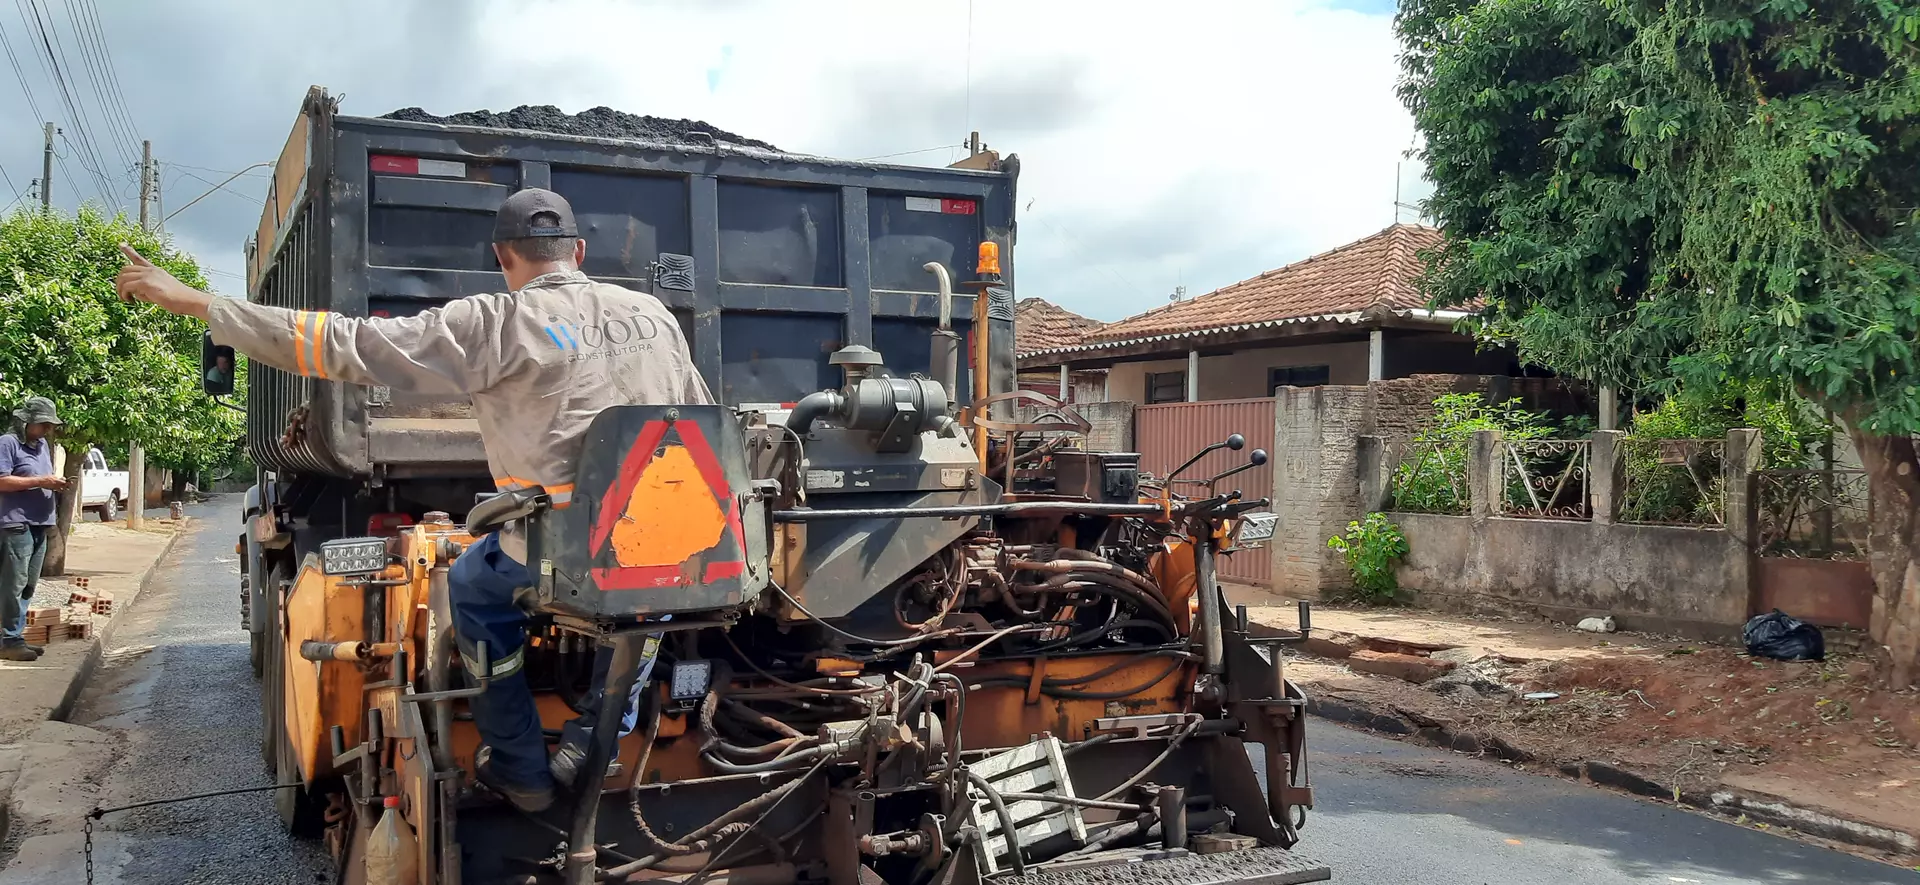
[0,397,69,662]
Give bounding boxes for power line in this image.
[16,0,118,205]
[175,167,267,203]
[0,18,45,124]
[60,0,135,170]
[0,160,21,205]
[165,161,270,179]
[854,145,961,162]
[72,0,139,153]
[34,0,127,176]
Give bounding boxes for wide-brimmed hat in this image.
[13,396,62,426]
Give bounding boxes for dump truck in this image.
[226,86,1327,885]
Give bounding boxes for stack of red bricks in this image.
[24,605,64,647]
[56,577,106,640]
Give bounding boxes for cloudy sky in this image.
[0,0,1426,322]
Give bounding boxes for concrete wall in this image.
[1391,513,1748,637]
[1262,382,1763,637]
[1102,342,1370,404]
[1271,385,1372,598]
[1012,399,1134,452]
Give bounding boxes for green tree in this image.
[0,207,242,570]
[1397,0,1920,683]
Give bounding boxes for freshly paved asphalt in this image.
[1263,717,1913,884]
[10,500,1909,884]
[39,498,331,883]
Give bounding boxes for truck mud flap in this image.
[991,846,1331,885]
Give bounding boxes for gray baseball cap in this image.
[492,188,579,242]
[13,396,61,426]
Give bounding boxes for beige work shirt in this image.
[208,270,713,556]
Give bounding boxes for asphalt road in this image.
[1267,719,1913,884]
[11,504,1909,884]
[45,497,332,884]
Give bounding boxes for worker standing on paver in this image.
[0,397,69,662]
[115,190,710,813]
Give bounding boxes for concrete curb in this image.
[1303,689,1919,858]
[48,523,187,723]
[0,521,186,848]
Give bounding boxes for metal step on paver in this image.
[993,846,1332,885]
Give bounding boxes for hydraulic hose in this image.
[1009,570,1176,628]
[967,771,1027,876]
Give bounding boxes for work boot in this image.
[475,746,556,813]
[0,644,41,662]
[548,741,588,791]
[22,643,42,654]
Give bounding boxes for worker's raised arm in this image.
[204,295,520,395]
[116,243,521,395]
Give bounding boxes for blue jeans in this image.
[0,525,49,646]
[449,532,656,790]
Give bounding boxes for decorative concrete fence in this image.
[1350,428,1764,638]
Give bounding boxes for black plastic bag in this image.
[1743,609,1826,662]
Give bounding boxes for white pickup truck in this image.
[80,447,130,521]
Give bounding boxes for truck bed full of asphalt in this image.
[380,105,780,152]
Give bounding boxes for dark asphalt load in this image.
[6,503,1906,884]
[48,498,331,884]
[381,104,780,151]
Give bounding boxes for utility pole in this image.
[128,139,154,530]
[40,123,54,209]
[138,140,152,228]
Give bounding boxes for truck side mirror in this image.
[202,332,236,397]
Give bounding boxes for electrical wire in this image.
[73,0,140,153]
[683,752,833,880]
[769,581,963,648]
[720,631,882,697]
[1094,720,1202,801]
[17,0,115,204]
[58,0,133,171]
[931,622,1045,675]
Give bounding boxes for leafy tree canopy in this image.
[1399,0,1920,433]
[0,207,244,474]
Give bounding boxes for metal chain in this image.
[80,781,304,885]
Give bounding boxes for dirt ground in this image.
[1241,600,1920,859]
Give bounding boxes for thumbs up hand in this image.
[115,244,213,320]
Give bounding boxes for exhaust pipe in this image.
[924,261,961,399]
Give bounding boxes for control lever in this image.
[1183,490,1241,517]
[400,640,495,703]
[1207,449,1269,486]
[1167,433,1245,484]
[1220,497,1271,518]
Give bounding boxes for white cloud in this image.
[0,0,1420,321]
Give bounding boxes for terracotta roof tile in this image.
[1014,298,1105,356]
[1080,224,1444,345]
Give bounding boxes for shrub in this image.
[1327,512,1410,604]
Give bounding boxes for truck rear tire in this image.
[249,620,264,680]
[261,563,287,768]
[99,493,119,523]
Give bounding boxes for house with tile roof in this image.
[1018,224,1520,404]
[1013,297,1109,401]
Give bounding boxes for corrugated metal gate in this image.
[1135,398,1276,587]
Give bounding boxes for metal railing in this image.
[1387,440,1471,516]
[1620,438,1726,526]
[1499,439,1591,520]
[1756,469,1871,560]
